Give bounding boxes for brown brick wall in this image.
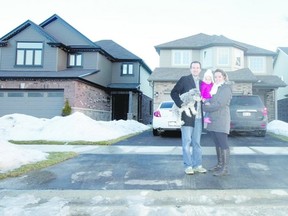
[153,82,175,110]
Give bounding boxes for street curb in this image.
[1,189,288,204]
[1,189,288,215]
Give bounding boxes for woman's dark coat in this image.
[203,82,232,134]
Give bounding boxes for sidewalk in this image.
[1,189,288,215]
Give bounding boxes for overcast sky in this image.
[1,0,288,70]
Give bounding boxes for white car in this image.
[152,101,181,136]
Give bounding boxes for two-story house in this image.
[0,14,153,124]
[273,47,288,122]
[148,33,286,122]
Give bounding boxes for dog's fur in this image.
[172,88,202,125]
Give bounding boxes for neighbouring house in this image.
[148,33,287,122]
[273,47,288,122]
[0,14,153,124]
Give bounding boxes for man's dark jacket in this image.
[170,74,203,127]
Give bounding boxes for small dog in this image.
[172,88,202,125]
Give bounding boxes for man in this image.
[170,61,207,175]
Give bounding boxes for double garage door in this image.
[0,89,64,118]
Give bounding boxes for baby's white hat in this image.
[204,69,214,82]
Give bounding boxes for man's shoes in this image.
[185,167,194,175]
[193,166,207,173]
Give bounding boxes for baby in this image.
[200,69,214,124]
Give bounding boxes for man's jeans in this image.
[181,118,203,168]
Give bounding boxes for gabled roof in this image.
[0,20,59,46]
[273,47,288,67]
[95,40,141,60]
[0,14,152,74]
[148,68,190,82]
[148,67,257,83]
[155,33,245,50]
[0,69,104,88]
[226,68,258,83]
[107,83,140,90]
[40,14,100,49]
[0,14,101,52]
[148,67,286,89]
[278,47,288,55]
[274,47,288,67]
[0,69,99,78]
[232,41,276,56]
[96,40,152,74]
[254,75,287,88]
[155,33,276,56]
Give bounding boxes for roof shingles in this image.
[155,33,276,56]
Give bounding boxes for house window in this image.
[28,92,44,97]
[172,50,192,67]
[234,49,243,67]
[122,63,134,75]
[248,57,265,74]
[16,42,43,66]
[235,57,241,66]
[68,53,82,67]
[217,47,229,66]
[7,92,24,97]
[202,49,212,68]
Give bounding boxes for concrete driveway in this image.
[0,131,288,190]
[1,130,288,215]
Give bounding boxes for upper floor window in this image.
[202,49,212,68]
[122,63,134,75]
[68,53,82,67]
[16,42,43,66]
[172,50,192,67]
[248,56,265,74]
[234,49,243,67]
[217,47,229,66]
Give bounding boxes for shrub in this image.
[62,99,72,116]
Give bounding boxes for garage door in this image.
[0,89,64,118]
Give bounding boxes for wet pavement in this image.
[0,131,288,190]
[1,130,288,215]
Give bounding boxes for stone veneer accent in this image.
[265,91,275,122]
[231,83,252,95]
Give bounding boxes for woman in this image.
[203,69,232,176]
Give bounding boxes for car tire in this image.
[256,130,266,137]
[153,129,160,136]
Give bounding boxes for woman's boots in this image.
[213,148,230,176]
[209,147,222,171]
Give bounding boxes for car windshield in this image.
[160,102,174,108]
[231,96,263,107]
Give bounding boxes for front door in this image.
[112,94,129,120]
